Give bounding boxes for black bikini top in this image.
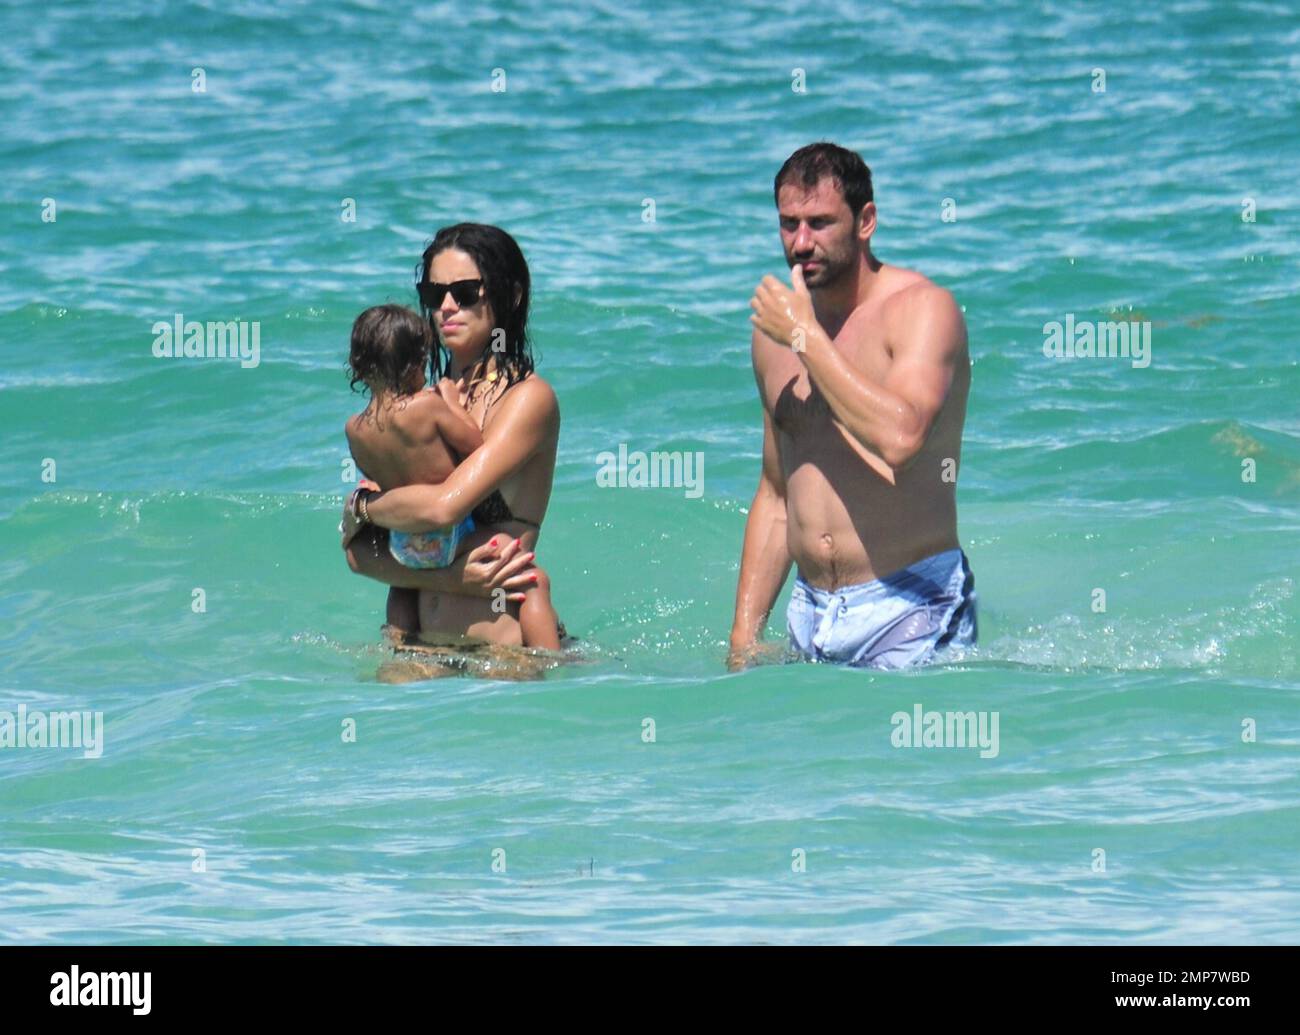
[470,488,539,528]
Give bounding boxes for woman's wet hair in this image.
[416,223,536,388]
[346,304,432,395]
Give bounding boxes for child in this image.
[343,304,560,650]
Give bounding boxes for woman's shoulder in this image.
[501,372,558,417]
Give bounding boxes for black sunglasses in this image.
[418,278,484,309]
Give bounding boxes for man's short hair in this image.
[774,142,873,216]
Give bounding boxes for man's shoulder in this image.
[880,273,965,349]
[881,270,959,318]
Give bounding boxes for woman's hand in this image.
[345,526,543,601]
[461,536,544,602]
[340,479,380,548]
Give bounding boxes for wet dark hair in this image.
[774,142,874,216]
[416,223,535,389]
[346,304,432,395]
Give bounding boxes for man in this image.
[731,142,976,671]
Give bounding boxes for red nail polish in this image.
[529,573,538,582]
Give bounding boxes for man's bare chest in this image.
[765,313,891,435]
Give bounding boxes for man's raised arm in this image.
[751,268,965,473]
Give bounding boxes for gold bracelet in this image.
[358,491,372,524]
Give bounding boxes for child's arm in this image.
[434,379,484,458]
[436,405,483,460]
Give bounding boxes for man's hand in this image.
[727,638,758,672]
[749,264,818,351]
[727,637,785,672]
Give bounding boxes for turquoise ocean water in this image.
[2,1,1298,943]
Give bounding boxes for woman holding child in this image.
[341,223,562,653]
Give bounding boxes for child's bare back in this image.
[346,380,481,493]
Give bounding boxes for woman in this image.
[341,223,560,652]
